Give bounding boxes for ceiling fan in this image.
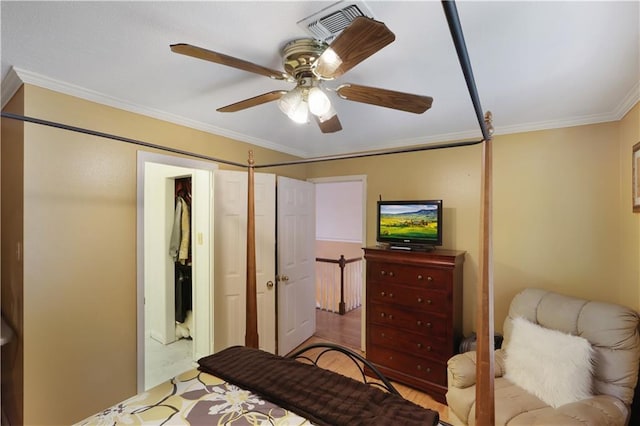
[170,17,433,133]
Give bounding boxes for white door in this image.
[277,176,316,355]
[213,170,276,353]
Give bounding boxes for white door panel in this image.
[214,170,247,351]
[277,176,316,355]
[214,170,276,353]
[254,185,276,353]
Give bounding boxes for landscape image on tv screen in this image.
[379,204,439,240]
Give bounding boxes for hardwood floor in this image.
[308,308,455,424]
[315,307,362,350]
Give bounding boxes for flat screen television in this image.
[376,200,443,251]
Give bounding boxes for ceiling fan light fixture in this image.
[278,87,309,124]
[308,87,332,116]
[278,87,304,115]
[288,100,309,124]
[313,47,342,78]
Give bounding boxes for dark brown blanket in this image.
[198,345,439,426]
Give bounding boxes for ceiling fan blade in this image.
[170,43,289,81]
[313,17,395,79]
[217,91,287,112]
[336,84,433,114]
[315,114,342,133]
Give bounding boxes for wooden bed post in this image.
[475,112,495,425]
[245,150,259,348]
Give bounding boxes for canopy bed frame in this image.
[2,1,495,424]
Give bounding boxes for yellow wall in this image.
[1,87,25,426]
[492,123,625,325]
[1,85,306,425]
[619,103,640,309]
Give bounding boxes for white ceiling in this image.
[1,1,638,158]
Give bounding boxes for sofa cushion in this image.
[505,317,594,408]
[447,376,628,426]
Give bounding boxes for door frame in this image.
[136,151,218,392]
[307,175,367,351]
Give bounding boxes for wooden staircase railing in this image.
[315,255,362,315]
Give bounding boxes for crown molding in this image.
[2,67,308,158]
[612,80,640,120]
[1,67,24,109]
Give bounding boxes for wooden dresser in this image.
[364,246,465,403]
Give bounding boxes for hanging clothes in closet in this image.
[169,178,192,326]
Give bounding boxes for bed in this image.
[75,343,443,425]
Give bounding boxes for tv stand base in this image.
[389,244,434,252]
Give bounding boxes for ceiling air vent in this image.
[298,1,377,43]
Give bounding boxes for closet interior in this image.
[171,177,193,338]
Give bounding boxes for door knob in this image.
[266,280,274,289]
[276,275,289,282]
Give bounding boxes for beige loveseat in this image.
[446,288,640,425]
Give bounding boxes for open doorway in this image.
[136,152,217,392]
[309,176,366,351]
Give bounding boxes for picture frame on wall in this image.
[634,141,640,213]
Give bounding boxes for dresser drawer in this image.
[367,345,447,386]
[368,281,450,314]
[368,262,450,290]
[368,302,448,340]
[368,323,451,361]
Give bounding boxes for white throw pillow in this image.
[504,316,594,408]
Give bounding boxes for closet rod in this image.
[0,111,247,168]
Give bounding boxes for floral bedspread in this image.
[75,368,311,425]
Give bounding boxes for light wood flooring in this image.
[315,307,362,350]
[310,308,455,424]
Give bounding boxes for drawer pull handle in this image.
[417,320,422,326]
[380,270,386,276]
[417,274,423,280]
[427,299,432,305]
[417,343,422,349]
[388,314,394,320]
[417,297,423,303]
[389,293,393,298]
[380,312,385,318]
[380,291,385,297]
[380,332,385,338]
[427,276,433,281]
[426,322,432,328]
[427,346,432,351]
[389,271,394,277]
[417,365,421,370]
[417,365,430,373]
